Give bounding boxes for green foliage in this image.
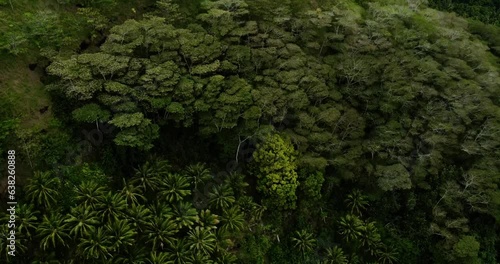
[145,215,178,249]
[453,235,480,261]
[0,118,18,151]
[72,103,110,123]
[429,0,500,25]
[158,173,191,203]
[208,183,236,211]
[375,164,412,192]
[37,213,71,250]
[0,118,17,166]
[2,0,500,262]
[238,234,271,263]
[338,214,363,243]
[300,170,325,201]
[0,10,84,54]
[291,229,316,254]
[253,133,299,210]
[220,206,245,233]
[325,245,348,264]
[268,242,293,263]
[187,226,216,255]
[345,189,369,216]
[25,171,61,209]
[77,227,112,260]
[65,205,99,237]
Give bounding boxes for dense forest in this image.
[0,0,499,263]
[429,0,500,25]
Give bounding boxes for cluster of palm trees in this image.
[286,189,398,263]
[0,160,400,263]
[0,160,256,263]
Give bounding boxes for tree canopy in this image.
[0,0,499,263]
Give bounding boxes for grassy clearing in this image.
[0,55,52,130]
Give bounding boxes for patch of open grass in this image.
[0,55,52,130]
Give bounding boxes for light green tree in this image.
[452,235,480,264]
[252,133,299,210]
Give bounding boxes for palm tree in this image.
[344,189,369,216]
[291,230,316,255]
[359,221,382,256]
[64,205,100,238]
[188,252,213,264]
[158,173,191,203]
[131,161,164,192]
[185,162,212,191]
[224,171,249,197]
[11,203,38,238]
[106,219,137,252]
[0,221,9,259]
[324,246,348,264]
[348,253,361,264]
[250,203,266,223]
[147,251,172,264]
[198,209,220,230]
[208,183,235,211]
[75,181,107,210]
[237,196,266,224]
[37,213,71,250]
[96,191,127,223]
[25,171,61,208]
[187,226,217,255]
[77,227,112,261]
[215,250,238,264]
[148,202,174,218]
[220,206,245,233]
[127,204,153,232]
[338,214,363,243]
[151,157,171,174]
[167,238,192,264]
[214,228,234,253]
[173,201,199,229]
[14,235,28,257]
[236,195,253,213]
[0,215,28,258]
[114,246,148,264]
[31,252,61,264]
[145,216,178,250]
[121,178,146,205]
[376,246,398,264]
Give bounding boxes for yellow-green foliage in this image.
[253,133,299,210]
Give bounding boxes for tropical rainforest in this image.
[0,0,499,263]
